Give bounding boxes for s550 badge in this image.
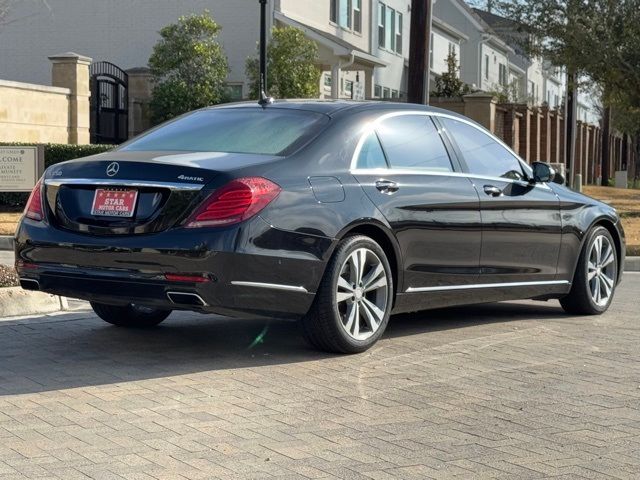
[178,174,204,182]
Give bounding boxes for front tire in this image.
[301,235,393,353]
[560,226,618,315]
[91,302,171,328]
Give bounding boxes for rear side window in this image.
[120,109,329,156]
[376,115,453,171]
[356,132,388,169]
[440,118,525,180]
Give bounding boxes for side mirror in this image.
[531,162,556,184]
[552,171,566,185]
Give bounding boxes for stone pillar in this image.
[49,52,92,144]
[331,64,341,99]
[530,108,541,162]
[540,106,551,162]
[463,93,497,133]
[516,106,531,163]
[126,67,153,138]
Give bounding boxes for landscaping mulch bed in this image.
[0,265,19,288]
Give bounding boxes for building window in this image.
[324,74,332,88]
[331,0,360,32]
[484,54,489,80]
[391,89,398,98]
[498,64,507,86]
[374,84,382,98]
[339,0,352,29]
[345,80,354,98]
[395,13,403,54]
[383,87,390,99]
[379,2,402,54]
[430,33,434,69]
[378,3,386,48]
[226,84,243,100]
[386,6,395,52]
[354,0,362,33]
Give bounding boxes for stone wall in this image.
[0,53,91,145]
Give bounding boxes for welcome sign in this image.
[0,146,44,192]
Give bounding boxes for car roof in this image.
[210,99,469,120]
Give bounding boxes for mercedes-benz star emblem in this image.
[106,162,120,177]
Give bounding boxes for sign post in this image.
[0,146,45,192]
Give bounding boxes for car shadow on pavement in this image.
[0,300,568,396]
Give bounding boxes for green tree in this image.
[246,26,321,99]
[149,11,229,123]
[431,51,474,98]
[498,0,640,184]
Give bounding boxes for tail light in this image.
[185,177,280,228]
[24,179,44,221]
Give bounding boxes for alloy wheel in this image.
[587,234,616,307]
[335,248,389,341]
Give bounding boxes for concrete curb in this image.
[626,256,640,272]
[0,236,13,251]
[0,287,67,318]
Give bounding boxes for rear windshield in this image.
[120,108,328,156]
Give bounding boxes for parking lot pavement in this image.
[0,276,637,479]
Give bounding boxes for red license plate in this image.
[91,189,138,218]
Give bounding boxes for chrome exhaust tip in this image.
[166,291,207,307]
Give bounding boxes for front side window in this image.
[376,115,453,172]
[484,55,489,80]
[440,118,524,180]
[339,0,352,28]
[121,109,328,156]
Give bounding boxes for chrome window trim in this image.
[44,178,204,191]
[349,110,550,189]
[231,281,309,293]
[350,167,551,190]
[405,280,570,293]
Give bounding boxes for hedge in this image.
[0,143,114,208]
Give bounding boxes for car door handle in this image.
[483,185,503,197]
[375,180,399,194]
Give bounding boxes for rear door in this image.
[438,116,562,284]
[352,113,482,290]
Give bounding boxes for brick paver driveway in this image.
[0,274,639,479]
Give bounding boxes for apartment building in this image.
[0,0,593,119]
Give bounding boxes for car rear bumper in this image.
[14,217,331,319]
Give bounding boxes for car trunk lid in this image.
[43,151,280,235]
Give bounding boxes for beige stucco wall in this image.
[0,80,71,144]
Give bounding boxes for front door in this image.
[439,116,562,284]
[352,113,482,291]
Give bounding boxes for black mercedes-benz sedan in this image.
[15,101,625,353]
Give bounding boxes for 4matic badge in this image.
[177,174,204,182]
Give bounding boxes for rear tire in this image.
[91,302,171,328]
[301,235,393,354]
[560,226,618,315]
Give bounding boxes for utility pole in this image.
[407,0,433,105]
[258,0,273,106]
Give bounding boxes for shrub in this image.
[149,11,229,124]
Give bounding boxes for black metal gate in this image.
[90,61,128,144]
